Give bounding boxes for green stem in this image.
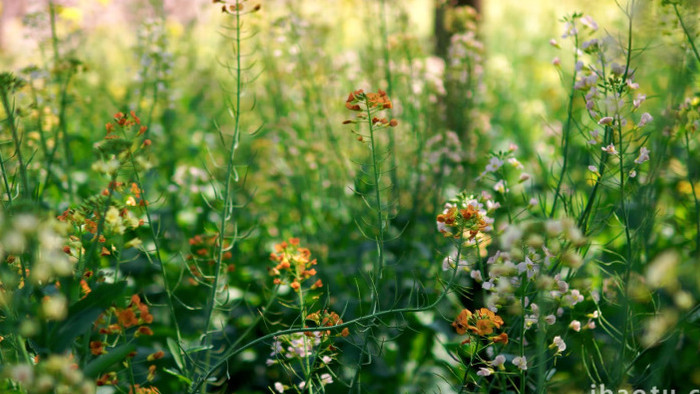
[201,6,243,381]
[0,87,29,199]
[674,3,700,65]
[550,31,579,217]
[684,131,700,258]
[367,105,386,287]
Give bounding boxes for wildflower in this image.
[517,256,538,280]
[147,365,156,381]
[638,112,653,127]
[549,39,560,48]
[147,351,165,361]
[552,57,561,66]
[471,269,483,282]
[598,116,614,126]
[545,315,556,325]
[634,147,650,164]
[485,157,504,173]
[512,356,528,371]
[90,341,106,355]
[322,356,332,365]
[581,15,599,30]
[569,320,582,332]
[491,332,509,344]
[493,180,507,193]
[135,326,154,337]
[453,308,505,336]
[492,354,506,368]
[633,94,646,109]
[550,336,566,354]
[477,368,494,376]
[320,373,334,385]
[602,144,618,155]
[274,382,285,393]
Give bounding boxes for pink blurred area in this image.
[0,0,215,51]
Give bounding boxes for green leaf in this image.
[46,282,126,353]
[162,368,193,385]
[167,337,185,371]
[83,343,136,378]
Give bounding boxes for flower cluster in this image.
[452,308,507,341]
[342,89,398,142]
[436,191,497,246]
[3,354,95,394]
[269,238,321,291]
[267,330,336,392]
[185,233,235,285]
[91,295,155,356]
[214,0,261,15]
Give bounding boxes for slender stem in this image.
[0,88,29,199]
[550,31,579,217]
[49,0,75,202]
[201,6,242,377]
[683,130,700,258]
[0,141,13,207]
[367,105,386,287]
[674,4,700,65]
[379,0,398,209]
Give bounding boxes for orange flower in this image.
[116,308,138,328]
[147,351,165,361]
[491,332,509,344]
[136,326,154,337]
[452,309,472,335]
[90,341,105,355]
[147,364,157,381]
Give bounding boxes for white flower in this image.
[629,170,637,178]
[549,39,560,48]
[477,368,494,376]
[598,116,614,125]
[638,112,653,127]
[545,315,556,325]
[519,173,531,183]
[471,270,483,282]
[274,382,285,393]
[569,320,582,332]
[508,158,524,170]
[517,256,539,280]
[512,356,528,371]
[633,94,646,109]
[581,15,599,31]
[602,144,618,155]
[493,180,507,193]
[586,320,596,330]
[634,147,650,164]
[552,57,561,66]
[482,279,495,290]
[626,79,639,90]
[485,157,504,173]
[528,198,538,208]
[551,336,567,354]
[322,356,332,365]
[320,373,334,385]
[492,354,506,367]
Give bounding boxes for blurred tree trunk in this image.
[435,0,481,58]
